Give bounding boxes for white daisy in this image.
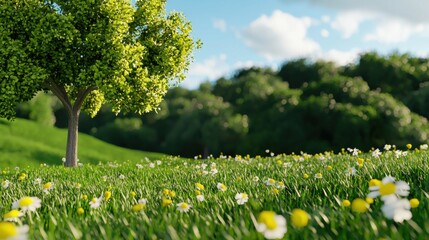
[217,183,227,192]
[176,202,191,213]
[255,211,287,239]
[0,222,29,240]
[2,180,10,189]
[372,148,382,158]
[367,176,410,202]
[235,193,249,205]
[3,210,24,222]
[381,198,412,223]
[89,197,102,209]
[12,197,42,212]
[33,178,42,185]
[42,182,54,194]
[196,195,205,202]
[265,178,276,186]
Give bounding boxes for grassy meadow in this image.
[0,143,428,239]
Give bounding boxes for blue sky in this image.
[164,0,429,88]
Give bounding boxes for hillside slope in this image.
[0,118,167,167]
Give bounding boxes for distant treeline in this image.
[17,52,429,157]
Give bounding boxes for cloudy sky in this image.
[165,0,429,88]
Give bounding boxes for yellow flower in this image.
[132,203,146,212]
[104,191,112,201]
[195,183,205,190]
[0,222,28,239]
[169,191,176,198]
[369,179,382,187]
[3,210,23,221]
[195,190,201,195]
[130,191,136,198]
[258,211,278,230]
[303,173,309,179]
[351,198,369,213]
[291,209,309,228]
[77,208,84,215]
[314,173,322,179]
[410,198,419,208]
[272,188,279,194]
[366,198,374,204]
[163,189,170,196]
[326,165,333,171]
[406,144,412,149]
[276,160,282,165]
[162,198,172,207]
[82,194,88,200]
[237,177,242,182]
[342,200,351,207]
[357,158,364,165]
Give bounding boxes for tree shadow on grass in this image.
[29,150,63,166]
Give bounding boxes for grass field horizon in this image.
[0,118,168,168]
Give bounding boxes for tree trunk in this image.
[65,110,80,167]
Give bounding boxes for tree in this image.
[0,0,199,166]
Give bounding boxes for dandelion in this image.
[130,192,136,198]
[410,198,419,208]
[381,198,412,223]
[272,188,279,195]
[326,165,333,171]
[255,211,287,239]
[303,173,309,179]
[217,183,227,192]
[265,178,276,186]
[33,178,42,185]
[3,210,24,222]
[406,144,412,149]
[177,202,191,213]
[367,176,410,202]
[104,191,112,201]
[77,208,85,215]
[12,197,42,212]
[235,193,249,205]
[89,197,102,209]
[291,209,309,228]
[196,195,205,202]
[314,173,322,179]
[42,182,54,194]
[132,203,146,212]
[342,200,351,207]
[195,183,205,190]
[162,198,172,207]
[2,180,10,189]
[81,194,88,200]
[351,198,369,213]
[0,222,29,240]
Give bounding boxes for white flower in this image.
[201,163,208,169]
[372,148,382,158]
[0,222,29,240]
[210,168,218,175]
[346,167,357,176]
[138,198,148,205]
[89,197,102,209]
[196,195,205,202]
[102,176,108,182]
[394,150,403,158]
[253,176,260,182]
[42,182,54,194]
[3,209,24,222]
[265,178,276,186]
[176,202,191,213]
[156,160,162,165]
[255,211,287,239]
[12,197,42,212]
[420,144,428,150]
[149,163,155,168]
[33,178,42,185]
[62,157,66,163]
[235,193,249,205]
[2,180,10,189]
[381,198,412,223]
[217,183,227,192]
[118,174,125,180]
[367,176,410,202]
[384,144,392,151]
[202,170,209,175]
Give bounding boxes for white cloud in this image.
[241,10,320,61]
[319,49,360,66]
[364,19,428,43]
[182,54,229,89]
[321,15,331,23]
[320,29,329,38]
[330,10,376,38]
[213,19,227,32]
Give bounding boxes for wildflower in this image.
[2,180,10,189]
[217,183,227,192]
[77,208,84,215]
[372,148,382,158]
[235,193,249,205]
[266,178,276,186]
[420,144,428,150]
[366,198,374,204]
[357,158,364,166]
[74,183,81,189]
[369,179,382,187]
[381,198,412,223]
[12,197,42,212]
[138,198,148,205]
[291,209,309,228]
[253,176,259,182]
[18,174,26,181]
[162,198,172,207]
[118,174,125,180]
[406,144,412,149]
[210,168,218,175]
[130,192,136,198]
[314,173,322,179]
[89,197,102,209]
[195,183,205,190]
[132,203,146,212]
[303,173,309,179]
[136,164,143,169]
[102,176,108,182]
[43,182,54,194]
[351,198,369,213]
[272,188,279,195]
[149,163,155,168]
[33,178,42,185]
[196,195,205,202]
[326,165,333,171]
[104,191,112,201]
[409,199,419,208]
[367,176,410,202]
[346,167,357,176]
[276,181,285,189]
[0,222,29,240]
[342,200,351,207]
[3,210,24,222]
[255,211,287,239]
[156,160,162,165]
[81,194,88,200]
[177,202,191,213]
[384,144,392,151]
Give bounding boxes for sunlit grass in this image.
[0,147,428,239]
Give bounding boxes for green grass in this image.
[0,148,428,239]
[0,118,167,167]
